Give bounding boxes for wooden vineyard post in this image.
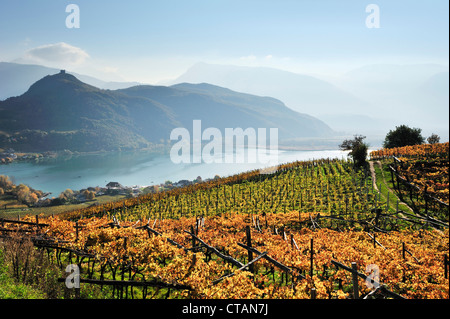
[264,212,268,228]
[255,215,261,232]
[75,221,79,242]
[374,209,380,228]
[386,191,390,212]
[63,270,71,299]
[35,215,39,233]
[311,287,316,299]
[281,227,287,241]
[290,234,299,250]
[445,254,449,279]
[75,284,81,299]
[424,186,429,225]
[406,175,413,202]
[245,226,254,273]
[123,237,127,250]
[402,242,406,260]
[379,184,382,202]
[373,232,376,249]
[190,225,197,250]
[310,238,314,278]
[351,262,359,299]
[390,167,395,190]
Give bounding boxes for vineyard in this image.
[370,142,449,159]
[57,158,386,224]
[0,143,449,299]
[371,142,449,224]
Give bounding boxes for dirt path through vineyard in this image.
[368,161,379,192]
[369,160,415,216]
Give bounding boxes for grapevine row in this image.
[1,212,447,299]
[60,158,381,226]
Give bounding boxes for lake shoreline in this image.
[0,148,351,199]
[1,136,356,166]
[0,148,353,218]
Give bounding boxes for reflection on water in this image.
[0,149,350,196]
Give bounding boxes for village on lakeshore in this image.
[0,171,213,211]
[100,175,207,200]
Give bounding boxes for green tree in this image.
[339,135,369,168]
[383,125,424,148]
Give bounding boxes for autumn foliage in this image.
[8,212,448,299]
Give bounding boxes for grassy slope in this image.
[371,160,415,214]
[0,249,44,299]
[0,194,127,218]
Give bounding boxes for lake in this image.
[0,148,350,197]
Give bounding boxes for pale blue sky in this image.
[0,0,448,83]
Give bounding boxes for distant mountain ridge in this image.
[0,71,334,152]
[0,62,141,100]
[167,62,449,136]
[168,62,370,115]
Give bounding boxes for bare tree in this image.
[427,133,440,144]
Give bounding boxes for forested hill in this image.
[0,71,334,152]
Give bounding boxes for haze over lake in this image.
[1,149,350,197]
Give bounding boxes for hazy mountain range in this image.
[336,64,449,130]
[166,62,449,136]
[0,70,334,153]
[1,61,447,147]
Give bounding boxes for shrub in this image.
[339,135,369,168]
[383,125,425,148]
